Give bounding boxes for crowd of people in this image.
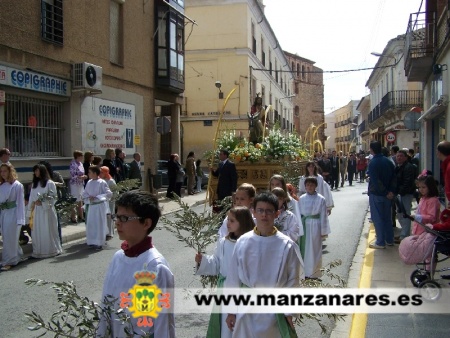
[0,147,143,270]
[1,140,450,337]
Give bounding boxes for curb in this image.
[329,208,371,338]
[1,197,207,257]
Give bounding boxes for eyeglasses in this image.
[112,214,143,222]
[254,208,276,215]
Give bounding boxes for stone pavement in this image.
[0,189,208,256]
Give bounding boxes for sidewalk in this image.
[0,189,208,257]
[331,209,450,338]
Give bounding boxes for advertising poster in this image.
[81,97,135,155]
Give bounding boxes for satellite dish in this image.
[404,111,420,130]
[85,66,97,87]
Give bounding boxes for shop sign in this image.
[0,64,71,97]
[81,97,136,154]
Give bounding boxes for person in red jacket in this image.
[437,141,450,208]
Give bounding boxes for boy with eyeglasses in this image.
[96,191,175,338]
[225,192,303,338]
[296,177,330,279]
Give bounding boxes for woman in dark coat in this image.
[166,153,182,198]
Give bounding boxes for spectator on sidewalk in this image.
[115,148,126,182]
[395,149,418,243]
[103,148,117,181]
[437,140,450,208]
[128,152,142,186]
[367,141,396,249]
[195,159,204,193]
[0,148,12,165]
[186,151,196,195]
[83,151,94,187]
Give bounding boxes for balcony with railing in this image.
[368,90,423,129]
[404,11,435,82]
[358,120,368,136]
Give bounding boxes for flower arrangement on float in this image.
[206,127,309,164]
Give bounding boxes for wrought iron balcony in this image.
[368,90,423,128]
[358,120,367,135]
[404,11,435,82]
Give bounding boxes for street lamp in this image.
[278,94,296,103]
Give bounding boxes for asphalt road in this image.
[0,181,370,338]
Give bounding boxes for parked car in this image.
[157,160,169,186]
[158,160,209,188]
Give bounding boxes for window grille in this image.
[41,0,63,45]
[5,94,64,157]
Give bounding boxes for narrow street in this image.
[0,182,369,338]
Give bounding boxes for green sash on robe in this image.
[0,201,16,210]
[298,214,320,259]
[241,283,298,338]
[275,313,298,338]
[206,274,226,338]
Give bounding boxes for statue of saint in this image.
[247,94,268,144]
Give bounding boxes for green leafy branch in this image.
[24,278,151,338]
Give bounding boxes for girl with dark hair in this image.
[195,206,255,338]
[28,164,62,258]
[298,161,334,215]
[410,171,441,236]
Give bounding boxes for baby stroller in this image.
[399,209,450,301]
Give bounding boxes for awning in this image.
[418,95,448,122]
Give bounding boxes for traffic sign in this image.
[385,132,396,143]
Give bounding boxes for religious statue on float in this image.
[247,93,269,144]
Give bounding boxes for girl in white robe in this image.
[296,177,330,278]
[272,187,302,242]
[195,206,255,338]
[82,166,112,249]
[218,183,256,238]
[0,164,25,270]
[28,164,62,258]
[99,166,117,239]
[298,161,334,214]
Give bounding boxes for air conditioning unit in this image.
[73,62,102,92]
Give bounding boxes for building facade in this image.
[366,34,423,153]
[183,0,294,159]
[355,95,371,153]
[329,100,359,153]
[404,0,449,181]
[284,51,325,144]
[0,0,185,189]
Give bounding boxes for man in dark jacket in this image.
[211,149,238,201]
[367,141,396,249]
[347,153,357,186]
[395,149,417,242]
[329,150,340,190]
[128,152,142,187]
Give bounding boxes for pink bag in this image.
[398,232,436,265]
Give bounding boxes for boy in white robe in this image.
[225,192,303,338]
[82,166,112,250]
[296,177,330,278]
[96,190,175,338]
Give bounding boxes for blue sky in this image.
[264,0,424,113]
